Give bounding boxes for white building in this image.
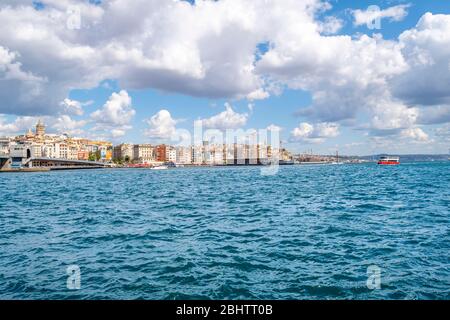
[175,147,192,165]
[191,145,204,165]
[113,143,134,161]
[0,137,11,156]
[31,144,43,158]
[133,144,154,164]
[166,146,177,163]
[42,143,60,158]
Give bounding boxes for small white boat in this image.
[151,165,168,170]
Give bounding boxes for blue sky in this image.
[1,0,449,155]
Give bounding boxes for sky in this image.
[0,0,449,155]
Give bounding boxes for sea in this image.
[0,162,449,299]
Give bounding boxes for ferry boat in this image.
[377,156,400,165]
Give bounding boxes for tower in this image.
[25,128,34,138]
[36,120,45,136]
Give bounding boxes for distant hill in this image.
[358,154,449,162]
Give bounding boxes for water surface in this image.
[0,162,449,299]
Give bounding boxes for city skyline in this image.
[0,0,450,155]
[1,119,292,167]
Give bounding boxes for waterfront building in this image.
[113,143,134,161]
[210,145,224,165]
[42,143,57,158]
[9,143,32,168]
[58,142,69,159]
[222,144,234,165]
[191,145,204,165]
[68,144,79,160]
[165,146,177,163]
[0,121,117,170]
[248,144,259,165]
[31,144,43,158]
[280,148,292,161]
[133,144,155,164]
[7,121,114,162]
[0,137,11,156]
[109,138,287,167]
[155,144,167,162]
[77,150,90,161]
[175,146,192,165]
[257,144,268,161]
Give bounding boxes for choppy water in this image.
[0,162,449,300]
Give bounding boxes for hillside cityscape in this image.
[1,120,447,172]
[0,120,295,169]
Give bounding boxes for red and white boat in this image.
[378,156,400,165]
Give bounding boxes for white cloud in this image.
[110,129,127,138]
[0,113,89,137]
[400,127,430,142]
[318,16,343,35]
[0,3,106,115]
[246,89,270,101]
[0,0,341,115]
[0,1,448,153]
[144,109,178,140]
[392,13,450,107]
[0,115,41,136]
[267,124,282,132]
[0,46,48,115]
[91,90,135,127]
[371,101,419,131]
[291,122,339,143]
[59,98,90,116]
[198,103,248,130]
[417,105,450,125]
[52,115,87,136]
[353,4,410,27]
[89,90,135,139]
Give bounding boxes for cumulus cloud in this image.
[0,0,339,115]
[318,16,343,35]
[198,103,248,130]
[59,98,91,116]
[417,105,450,125]
[392,13,450,107]
[0,115,41,136]
[266,124,282,132]
[0,46,48,115]
[110,129,127,138]
[400,127,430,143]
[0,0,449,152]
[290,122,339,143]
[91,90,135,127]
[144,109,178,140]
[246,89,270,101]
[353,4,410,27]
[52,115,87,136]
[0,2,106,115]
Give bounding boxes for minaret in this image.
[36,119,45,136]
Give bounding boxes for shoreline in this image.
[1,160,447,173]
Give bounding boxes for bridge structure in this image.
[0,155,10,170]
[24,157,109,169]
[0,156,109,171]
